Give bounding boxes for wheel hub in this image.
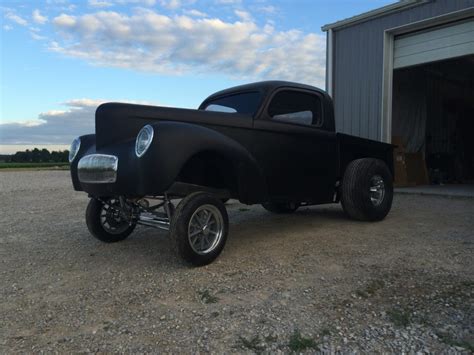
[188,205,224,255]
[100,199,130,234]
[369,175,385,206]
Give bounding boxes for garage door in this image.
[394,18,474,69]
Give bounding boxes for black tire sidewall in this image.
[170,192,229,266]
[85,198,135,243]
[341,159,393,221]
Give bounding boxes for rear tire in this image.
[170,192,229,266]
[86,198,136,243]
[262,201,299,214]
[341,158,393,221]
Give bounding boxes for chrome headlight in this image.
[69,137,81,162]
[135,125,154,157]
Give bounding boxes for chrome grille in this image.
[78,154,118,184]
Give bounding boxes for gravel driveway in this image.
[1,171,473,353]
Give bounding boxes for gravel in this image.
[0,170,473,353]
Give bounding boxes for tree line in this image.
[1,148,70,163]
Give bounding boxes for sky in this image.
[0,0,394,154]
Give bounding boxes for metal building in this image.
[323,0,474,185]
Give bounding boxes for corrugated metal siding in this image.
[332,0,474,141]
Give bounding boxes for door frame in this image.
[380,7,474,143]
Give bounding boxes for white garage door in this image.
[394,18,474,69]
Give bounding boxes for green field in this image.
[0,162,70,170]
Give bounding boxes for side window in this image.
[267,90,323,126]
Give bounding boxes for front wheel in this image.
[86,198,136,243]
[341,158,393,221]
[170,192,229,266]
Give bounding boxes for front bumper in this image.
[78,154,118,184]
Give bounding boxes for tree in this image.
[40,148,51,162]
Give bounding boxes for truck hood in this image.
[95,102,251,149]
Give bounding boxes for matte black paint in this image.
[71,81,394,205]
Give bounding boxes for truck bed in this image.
[336,133,394,179]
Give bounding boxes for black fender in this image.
[148,121,267,204]
[70,134,96,191]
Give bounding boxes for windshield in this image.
[202,91,261,115]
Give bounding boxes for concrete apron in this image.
[395,184,474,198]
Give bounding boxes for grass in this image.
[0,162,69,170]
[288,329,318,352]
[198,289,219,304]
[355,279,385,298]
[437,332,474,351]
[387,308,411,327]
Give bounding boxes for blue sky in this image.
[0,0,393,153]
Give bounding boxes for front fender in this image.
[149,121,267,203]
[70,134,96,191]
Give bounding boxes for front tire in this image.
[170,192,229,266]
[86,198,136,243]
[341,158,393,221]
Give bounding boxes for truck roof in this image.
[203,80,328,103]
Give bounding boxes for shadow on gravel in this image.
[70,203,375,269]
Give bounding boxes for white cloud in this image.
[161,0,181,9]
[5,12,28,26]
[30,31,47,40]
[88,0,114,8]
[258,5,277,15]
[32,9,48,24]
[49,9,326,86]
[0,99,160,144]
[215,0,241,4]
[116,0,157,5]
[53,13,76,27]
[3,25,13,31]
[184,9,207,17]
[234,9,252,22]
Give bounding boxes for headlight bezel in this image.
[135,124,154,158]
[69,137,81,162]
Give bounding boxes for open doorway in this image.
[391,54,474,187]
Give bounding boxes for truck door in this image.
[252,88,338,203]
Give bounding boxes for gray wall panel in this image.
[332,0,474,141]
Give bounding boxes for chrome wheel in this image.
[187,204,224,255]
[369,175,385,206]
[99,199,130,235]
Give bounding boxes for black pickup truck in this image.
[70,81,394,266]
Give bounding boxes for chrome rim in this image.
[99,199,130,234]
[188,204,224,255]
[369,175,385,206]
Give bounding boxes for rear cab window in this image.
[267,90,323,127]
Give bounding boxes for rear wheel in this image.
[170,192,229,266]
[86,198,136,243]
[262,201,299,214]
[341,158,393,221]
